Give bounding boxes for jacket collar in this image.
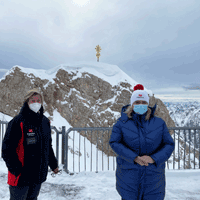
[19,102,44,124]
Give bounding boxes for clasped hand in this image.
[134,155,154,166]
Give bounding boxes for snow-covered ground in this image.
[0,159,200,200]
[0,104,200,200]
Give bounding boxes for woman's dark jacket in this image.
[2,102,58,186]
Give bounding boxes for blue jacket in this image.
[109,104,175,200]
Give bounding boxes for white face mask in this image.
[29,103,41,113]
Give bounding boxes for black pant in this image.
[9,183,42,200]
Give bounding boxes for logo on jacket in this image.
[27,129,35,136]
[27,129,36,144]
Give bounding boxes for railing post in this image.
[194,129,196,169]
[184,130,186,169]
[0,121,1,157]
[56,128,59,164]
[178,129,180,170]
[64,127,70,174]
[199,131,200,169]
[62,126,65,165]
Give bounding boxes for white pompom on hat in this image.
[130,84,149,106]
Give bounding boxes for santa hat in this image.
[130,84,149,106]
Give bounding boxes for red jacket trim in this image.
[7,122,24,186]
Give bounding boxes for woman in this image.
[109,84,175,200]
[2,88,59,200]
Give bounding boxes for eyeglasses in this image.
[134,101,148,104]
[51,169,62,177]
[30,95,41,103]
[30,100,41,103]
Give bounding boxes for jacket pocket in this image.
[117,156,138,169]
[147,162,165,173]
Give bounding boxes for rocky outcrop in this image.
[0,66,176,156]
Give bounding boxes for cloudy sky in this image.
[0,0,200,101]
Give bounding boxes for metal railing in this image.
[1,120,200,175]
[168,127,200,170]
[62,127,200,174]
[64,127,113,175]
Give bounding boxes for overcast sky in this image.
[0,0,200,101]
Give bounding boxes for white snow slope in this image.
[0,61,153,95]
[0,62,200,200]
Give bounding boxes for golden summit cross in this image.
[95,45,102,62]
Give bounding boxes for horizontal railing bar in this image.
[0,120,200,131]
[0,121,8,124]
[168,127,200,130]
[68,127,200,131]
[68,127,112,130]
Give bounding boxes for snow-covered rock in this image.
[0,62,175,157]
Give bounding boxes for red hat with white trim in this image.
[130,84,149,106]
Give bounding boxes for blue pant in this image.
[9,183,42,200]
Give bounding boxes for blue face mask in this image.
[133,104,148,115]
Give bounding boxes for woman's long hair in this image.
[124,105,152,121]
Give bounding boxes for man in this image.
[2,88,59,200]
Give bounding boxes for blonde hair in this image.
[124,105,152,121]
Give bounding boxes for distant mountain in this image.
[164,101,200,127]
[164,101,200,151]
